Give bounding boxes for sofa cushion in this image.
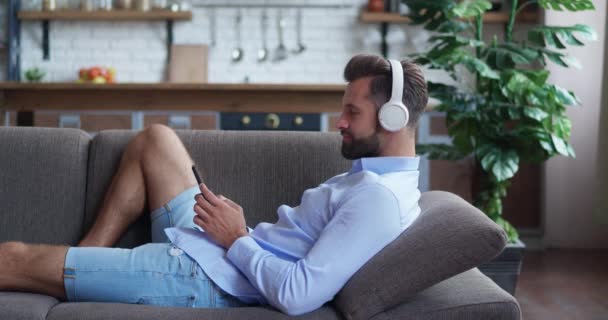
[46,303,342,320]
[333,191,508,320]
[0,127,90,245]
[0,292,59,320]
[370,268,521,320]
[84,130,351,248]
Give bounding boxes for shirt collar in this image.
[348,156,420,175]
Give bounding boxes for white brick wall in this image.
[0,3,7,81]
[0,0,433,83]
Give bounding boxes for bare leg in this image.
[0,242,67,299]
[79,124,198,247]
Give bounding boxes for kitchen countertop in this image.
[0,82,346,113]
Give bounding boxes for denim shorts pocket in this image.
[137,295,196,307]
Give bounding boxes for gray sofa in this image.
[0,127,521,320]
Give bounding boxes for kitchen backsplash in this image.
[0,0,437,83]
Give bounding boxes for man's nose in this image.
[336,114,348,130]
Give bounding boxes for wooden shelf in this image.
[360,11,539,24]
[18,9,192,21]
[0,82,346,114]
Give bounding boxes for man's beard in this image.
[341,131,381,160]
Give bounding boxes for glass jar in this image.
[80,0,95,11]
[152,0,167,10]
[97,0,113,10]
[135,0,151,11]
[22,0,41,11]
[116,0,133,10]
[42,0,57,11]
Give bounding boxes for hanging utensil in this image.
[209,7,216,47]
[291,9,306,54]
[273,9,288,62]
[231,9,244,63]
[257,9,269,62]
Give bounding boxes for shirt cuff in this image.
[227,235,260,267]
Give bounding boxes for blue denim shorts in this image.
[64,186,246,308]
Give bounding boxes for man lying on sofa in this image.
[0,54,428,316]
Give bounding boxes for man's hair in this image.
[343,54,428,128]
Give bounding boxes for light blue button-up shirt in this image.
[165,156,421,316]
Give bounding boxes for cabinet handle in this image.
[265,113,280,129]
[241,115,251,126]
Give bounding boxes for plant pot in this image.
[478,239,525,295]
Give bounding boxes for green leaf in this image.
[541,49,571,67]
[506,72,536,94]
[529,25,597,50]
[487,196,503,218]
[460,55,500,79]
[551,134,570,156]
[479,148,520,181]
[450,0,492,18]
[436,20,472,33]
[526,92,542,106]
[495,217,520,243]
[484,43,540,69]
[565,141,576,158]
[429,34,485,48]
[539,138,555,153]
[538,0,595,11]
[402,0,455,31]
[522,70,550,86]
[563,55,582,69]
[553,85,579,105]
[494,151,519,182]
[553,116,572,139]
[524,107,549,121]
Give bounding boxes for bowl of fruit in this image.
[78,66,116,84]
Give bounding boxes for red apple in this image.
[89,67,102,79]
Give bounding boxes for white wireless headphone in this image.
[378,59,410,132]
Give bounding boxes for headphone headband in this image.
[388,60,404,104]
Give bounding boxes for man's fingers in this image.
[199,183,221,206]
[193,215,207,228]
[195,194,216,213]
[194,203,212,220]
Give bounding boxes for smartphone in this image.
[192,165,210,202]
[192,165,207,232]
[192,165,203,185]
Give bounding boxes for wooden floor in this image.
[515,249,608,320]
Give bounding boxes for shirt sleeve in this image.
[226,184,402,316]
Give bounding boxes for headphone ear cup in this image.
[378,103,409,132]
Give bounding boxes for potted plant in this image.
[401,0,596,293]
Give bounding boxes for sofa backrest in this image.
[0,127,90,245]
[85,129,352,248]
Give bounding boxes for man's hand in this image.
[193,184,248,249]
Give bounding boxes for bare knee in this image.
[141,124,191,162]
[125,124,175,161]
[143,124,177,144]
